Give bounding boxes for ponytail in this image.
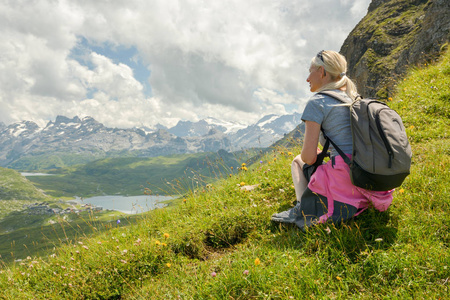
[311,51,359,100]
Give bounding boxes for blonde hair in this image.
[311,50,359,100]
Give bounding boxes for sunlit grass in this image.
[0,50,449,299]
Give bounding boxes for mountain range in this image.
[0,113,302,170]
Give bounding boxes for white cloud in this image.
[88,53,144,100]
[0,0,371,128]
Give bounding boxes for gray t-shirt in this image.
[301,90,353,157]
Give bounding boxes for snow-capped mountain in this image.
[228,113,303,149]
[167,117,247,137]
[202,117,248,134]
[0,113,303,169]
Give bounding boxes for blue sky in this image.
[0,0,371,129]
[70,37,152,98]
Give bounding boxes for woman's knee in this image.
[292,155,305,169]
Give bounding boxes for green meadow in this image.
[0,50,448,299]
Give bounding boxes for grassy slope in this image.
[0,51,448,299]
[0,209,135,265]
[0,168,48,201]
[0,167,50,220]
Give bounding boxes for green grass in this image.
[0,167,51,220]
[0,50,449,299]
[0,209,135,265]
[0,168,48,201]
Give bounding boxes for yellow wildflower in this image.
[241,163,246,167]
[254,258,261,266]
[164,233,170,239]
[155,240,161,245]
[336,276,342,281]
[166,263,171,268]
[240,182,246,186]
[388,97,393,101]
[399,188,405,194]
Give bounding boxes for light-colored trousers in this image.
[291,154,309,203]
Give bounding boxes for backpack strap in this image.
[322,131,352,166]
[311,136,330,173]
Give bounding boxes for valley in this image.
[0,148,260,264]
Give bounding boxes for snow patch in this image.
[257,115,279,128]
[203,117,247,133]
[65,123,81,128]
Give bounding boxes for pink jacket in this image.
[308,155,394,223]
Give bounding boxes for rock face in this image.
[341,0,449,99]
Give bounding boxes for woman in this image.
[271,50,394,230]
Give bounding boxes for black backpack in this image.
[317,91,412,191]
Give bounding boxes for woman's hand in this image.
[300,120,321,165]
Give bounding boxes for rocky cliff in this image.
[341,0,449,98]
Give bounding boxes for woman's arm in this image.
[301,120,321,165]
